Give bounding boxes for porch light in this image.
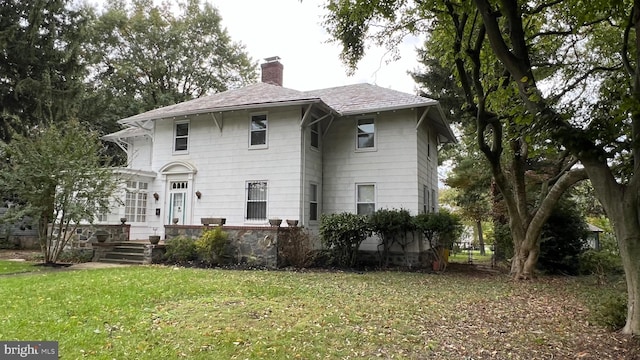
[153,192,159,201]
[195,190,202,199]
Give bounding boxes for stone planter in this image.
[172,218,179,224]
[286,219,299,227]
[95,231,109,243]
[268,218,282,227]
[120,217,127,225]
[201,217,226,226]
[149,235,161,245]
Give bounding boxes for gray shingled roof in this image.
[115,81,456,142]
[119,82,323,125]
[305,83,437,115]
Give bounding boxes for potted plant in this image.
[286,219,299,227]
[269,218,282,227]
[120,217,127,225]
[172,217,179,224]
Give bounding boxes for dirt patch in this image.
[0,250,41,260]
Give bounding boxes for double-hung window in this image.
[431,188,436,212]
[356,118,375,150]
[250,114,268,148]
[174,121,189,152]
[356,183,375,216]
[309,183,318,221]
[423,185,430,214]
[125,181,148,222]
[310,122,319,149]
[246,181,267,220]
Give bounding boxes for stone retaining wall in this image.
[165,225,279,268]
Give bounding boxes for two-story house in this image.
[103,58,456,251]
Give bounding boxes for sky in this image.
[211,0,424,94]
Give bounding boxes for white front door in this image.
[168,181,188,225]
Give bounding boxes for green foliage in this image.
[537,199,589,275]
[277,227,316,268]
[413,210,463,249]
[319,212,372,268]
[0,0,89,142]
[589,292,627,331]
[164,236,197,264]
[369,208,414,266]
[194,227,229,266]
[579,250,623,277]
[0,121,121,264]
[57,249,93,263]
[493,221,514,261]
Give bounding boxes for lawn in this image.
[449,249,493,264]
[0,265,637,359]
[0,259,41,275]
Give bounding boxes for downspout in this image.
[300,114,307,226]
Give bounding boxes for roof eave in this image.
[338,101,439,117]
[118,98,325,125]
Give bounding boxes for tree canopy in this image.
[0,0,89,142]
[322,0,640,334]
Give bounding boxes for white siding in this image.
[323,109,420,216]
[123,106,305,238]
[417,118,439,213]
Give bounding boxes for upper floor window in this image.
[356,118,375,150]
[174,121,189,152]
[250,114,268,148]
[246,181,268,220]
[309,183,319,221]
[431,188,436,212]
[310,122,319,149]
[356,183,375,216]
[423,185,430,214]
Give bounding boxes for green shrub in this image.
[537,199,588,275]
[579,249,623,276]
[58,249,93,263]
[590,292,627,330]
[194,227,229,265]
[277,227,315,268]
[370,208,414,267]
[164,236,197,264]
[319,212,372,268]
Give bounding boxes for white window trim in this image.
[173,120,190,154]
[309,182,319,222]
[355,116,377,152]
[125,181,149,223]
[245,180,268,222]
[355,183,376,215]
[249,112,268,149]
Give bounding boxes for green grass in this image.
[0,266,632,359]
[0,260,40,275]
[449,249,493,264]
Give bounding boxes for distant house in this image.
[102,58,456,261]
[586,223,604,250]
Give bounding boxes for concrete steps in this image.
[97,242,147,265]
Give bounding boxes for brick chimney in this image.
[261,56,283,86]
